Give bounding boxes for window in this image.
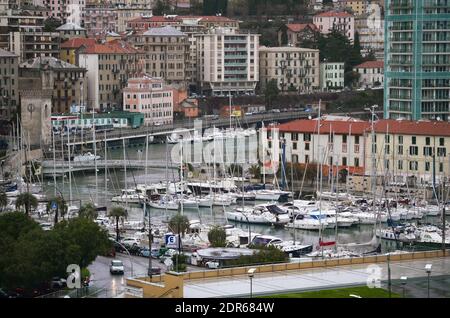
[292,155,299,163]
[438,147,447,157]
[439,162,444,173]
[305,155,309,163]
[355,135,360,144]
[354,158,360,167]
[385,145,390,155]
[426,137,431,146]
[385,160,390,170]
[424,147,433,156]
[304,143,309,151]
[398,145,403,155]
[293,142,298,150]
[342,135,347,143]
[342,157,347,166]
[440,138,445,146]
[409,161,418,171]
[412,136,416,145]
[409,146,418,156]
[398,136,403,144]
[398,160,403,170]
[425,162,431,172]
[292,133,298,141]
[303,133,311,142]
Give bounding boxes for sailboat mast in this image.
[52,130,56,197]
[67,124,72,203]
[93,117,98,205]
[104,130,107,206]
[180,137,184,216]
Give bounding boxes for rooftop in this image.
[259,46,319,53]
[60,37,97,49]
[272,118,450,137]
[0,48,18,58]
[79,41,142,54]
[19,56,84,70]
[56,22,86,31]
[355,60,384,69]
[286,23,318,33]
[315,11,353,18]
[142,25,186,36]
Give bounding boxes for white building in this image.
[195,28,260,96]
[320,62,345,90]
[313,11,355,42]
[354,60,384,89]
[123,76,174,126]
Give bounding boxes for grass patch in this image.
[259,286,401,298]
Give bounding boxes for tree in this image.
[0,192,7,211]
[264,79,279,107]
[171,253,187,272]
[168,213,190,237]
[43,17,62,32]
[208,226,227,247]
[54,218,111,269]
[227,164,242,176]
[46,196,68,224]
[152,0,172,15]
[109,206,127,242]
[0,212,110,292]
[15,192,38,216]
[249,164,261,180]
[78,202,98,220]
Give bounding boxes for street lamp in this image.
[248,268,256,298]
[400,276,407,298]
[425,264,432,298]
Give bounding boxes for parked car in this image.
[50,277,67,289]
[110,260,125,275]
[205,261,220,269]
[121,237,140,246]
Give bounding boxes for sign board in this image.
[51,201,58,210]
[165,234,179,248]
[124,286,143,298]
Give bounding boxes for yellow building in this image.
[344,0,368,16]
[60,38,97,66]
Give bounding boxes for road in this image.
[87,253,199,298]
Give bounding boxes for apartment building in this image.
[44,0,85,25]
[320,62,345,90]
[259,46,320,93]
[262,117,450,185]
[56,22,87,41]
[313,11,355,42]
[116,7,152,32]
[343,0,368,16]
[83,6,118,35]
[0,48,19,120]
[9,31,61,62]
[355,14,384,59]
[126,15,239,31]
[128,26,190,86]
[19,56,87,114]
[123,76,174,126]
[196,28,259,96]
[354,60,384,88]
[384,0,450,120]
[366,119,450,185]
[261,117,369,177]
[78,40,145,111]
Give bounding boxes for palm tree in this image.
[109,206,127,242]
[0,191,7,212]
[15,192,38,216]
[78,202,98,220]
[46,196,68,224]
[168,213,190,238]
[249,164,261,181]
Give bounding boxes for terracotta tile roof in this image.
[286,23,318,32]
[129,15,237,23]
[271,119,450,137]
[374,120,450,137]
[272,119,370,135]
[315,11,353,18]
[355,60,384,69]
[80,41,143,54]
[61,37,97,49]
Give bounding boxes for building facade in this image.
[313,11,355,42]
[196,28,259,96]
[77,40,145,111]
[259,46,320,93]
[9,31,61,62]
[354,60,384,88]
[128,26,190,86]
[384,0,450,120]
[123,76,174,126]
[0,48,19,120]
[320,62,345,90]
[19,56,87,114]
[83,6,118,35]
[278,23,319,47]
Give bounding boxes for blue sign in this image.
[51,201,58,210]
[165,234,178,248]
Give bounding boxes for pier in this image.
[40,159,177,176]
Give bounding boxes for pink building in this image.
[313,11,355,42]
[123,76,174,126]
